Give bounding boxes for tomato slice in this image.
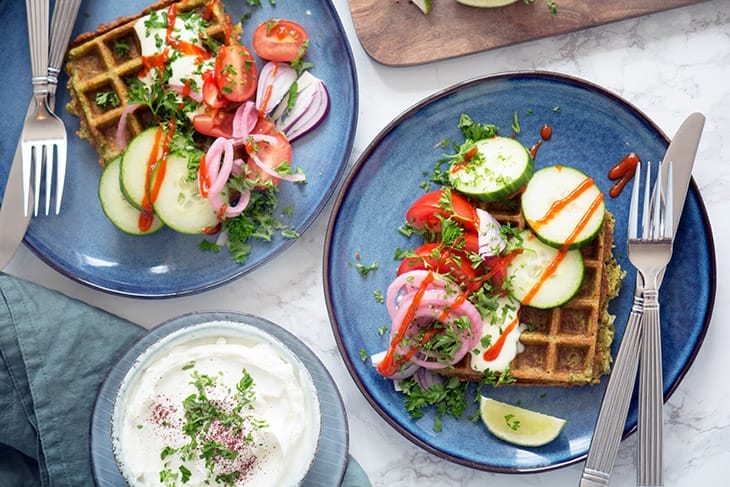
[397,243,477,287]
[252,19,309,63]
[193,110,236,138]
[215,44,258,103]
[202,70,228,108]
[406,188,478,233]
[245,132,293,187]
[251,116,277,136]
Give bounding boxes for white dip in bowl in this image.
[112,320,321,486]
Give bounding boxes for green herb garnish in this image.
[95,91,120,109]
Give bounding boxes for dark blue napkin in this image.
[0,273,369,486]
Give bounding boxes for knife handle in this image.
[580,296,643,485]
[48,0,82,101]
[637,291,664,486]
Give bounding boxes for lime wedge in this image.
[479,397,566,447]
[410,0,432,14]
[456,0,519,7]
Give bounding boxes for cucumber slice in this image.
[507,230,584,309]
[521,166,605,249]
[150,154,220,234]
[98,156,164,235]
[120,127,162,210]
[448,136,533,202]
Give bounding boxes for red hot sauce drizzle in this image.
[377,272,436,377]
[607,152,641,198]
[138,120,176,232]
[482,316,520,362]
[529,124,553,159]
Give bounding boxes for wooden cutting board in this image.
[348,0,706,65]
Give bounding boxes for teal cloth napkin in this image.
[0,273,370,487]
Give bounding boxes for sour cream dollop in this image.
[113,323,320,487]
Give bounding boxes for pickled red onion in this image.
[115,103,142,150]
[385,270,454,319]
[389,289,482,370]
[476,208,507,258]
[203,137,251,218]
[232,101,258,140]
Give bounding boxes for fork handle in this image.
[580,296,643,486]
[47,0,82,99]
[637,290,664,486]
[25,0,50,94]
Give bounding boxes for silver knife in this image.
[0,0,82,270]
[579,112,705,487]
[636,112,704,487]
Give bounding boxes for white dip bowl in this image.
[111,319,321,486]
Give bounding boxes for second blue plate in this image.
[324,71,715,472]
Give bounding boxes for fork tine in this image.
[44,143,54,216]
[54,139,67,215]
[22,145,33,217]
[665,161,673,239]
[651,161,674,240]
[652,161,665,240]
[33,146,43,217]
[629,161,642,239]
[641,161,652,239]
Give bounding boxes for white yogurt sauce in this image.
[114,327,320,487]
[133,9,214,111]
[469,295,525,373]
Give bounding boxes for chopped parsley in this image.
[157,369,267,486]
[400,376,468,432]
[373,289,384,303]
[95,91,120,109]
[505,413,521,431]
[353,260,379,278]
[511,110,521,134]
[114,40,130,57]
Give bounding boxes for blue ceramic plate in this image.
[90,311,349,485]
[0,0,357,297]
[324,72,715,472]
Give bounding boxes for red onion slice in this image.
[385,270,455,319]
[476,208,507,258]
[285,82,330,141]
[255,61,297,116]
[272,71,330,142]
[115,103,142,151]
[389,290,483,370]
[232,101,258,140]
[371,351,419,380]
[413,367,444,391]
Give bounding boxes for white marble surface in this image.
[5,0,730,485]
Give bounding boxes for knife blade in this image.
[0,0,82,270]
[650,111,705,289]
[0,133,34,269]
[579,112,705,487]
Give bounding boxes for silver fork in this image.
[580,164,650,487]
[579,161,672,487]
[21,0,68,216]
[634,161,673,486]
